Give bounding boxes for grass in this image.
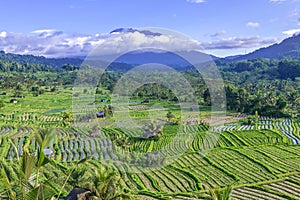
[1,88,72,114]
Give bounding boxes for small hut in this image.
[43,149,53,157]
[96,111,105,118]
[10,99,18,104]
[141,131,156,139]
[17,94,25,98]
[142,99,150,104]
[65,187,91,200]
[34,149,53,158]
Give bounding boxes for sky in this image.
[0,0,300,58]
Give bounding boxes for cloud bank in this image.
[0,29,203,58]
[0,28,280,57]
[202,36,280,49]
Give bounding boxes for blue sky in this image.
[0,0,300,57]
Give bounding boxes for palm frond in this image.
[21,151,37,181]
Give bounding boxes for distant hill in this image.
[228,34,300,61]
[0,51,82,68]
[109,50,218,69]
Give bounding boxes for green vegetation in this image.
[0,52,299,199]
[1,117,300,199]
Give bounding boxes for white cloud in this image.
[246,22,260,28]
[211,30,227,37]
[93,31,201,56]
[202,36,280,49]
[31,29,63,38]
[31,29,56,34]
[186,0,205,3]
[0,29,202,58]
[282,28,300,36]
[0,31,7,38]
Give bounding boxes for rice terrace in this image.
[1,0,300,199]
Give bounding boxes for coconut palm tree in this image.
[0,159,17,199]
[115,137,131,149]
[85,163,130,200]
[56,157,90,199]
[202,183,234,200]
[68,166,88,187]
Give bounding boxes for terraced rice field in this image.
[0,119,300,199]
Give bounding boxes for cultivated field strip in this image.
[289,173,300,182]
[276,119,300,144]
[214,119,300,145]
[263,181,300,199]
[118,145,300,196]
[0,126,14,136]
[206,149,277,183]
[232,187,287,200]
[214,120,274,133]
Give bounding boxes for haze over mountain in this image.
[229,33,300,61]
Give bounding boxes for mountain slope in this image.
[0,51,82,68]
[230,34,300,61]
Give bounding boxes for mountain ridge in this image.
[225,33,300,61]
[0,50,82,68]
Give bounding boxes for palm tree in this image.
[202,183,234,200]
[56,157,90,199]
[115,137,131,149]
[0,159,17,199]
[68,166,88,187]
[85,163,129,200]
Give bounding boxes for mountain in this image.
[0,51,82,68]
[0,49,219,71]
[109,50,218,69]
[110,28,162,36]
[228,34,300,61]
